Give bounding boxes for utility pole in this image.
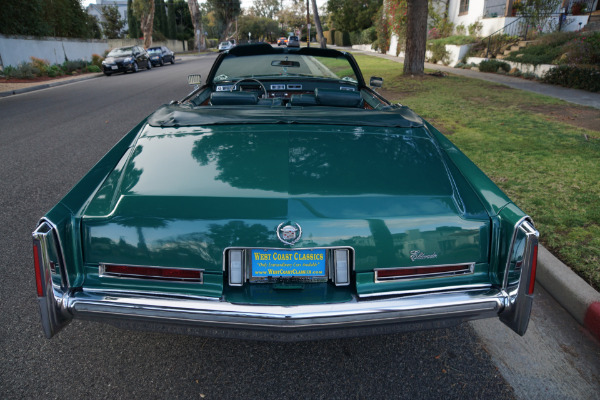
[306,0,310,48]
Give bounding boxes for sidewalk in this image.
[343,46,600,110]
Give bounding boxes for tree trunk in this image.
[140,2,155,48]
[188,0,206,50]
[311,0,326,48]
[403,0,428,75]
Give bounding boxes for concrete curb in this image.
[537,245,600,341]
[0,73,103,98]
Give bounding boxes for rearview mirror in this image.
[370,76,383,88]
[271,60,300,67]
[187,74,202,86]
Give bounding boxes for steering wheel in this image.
[231,78,268,99]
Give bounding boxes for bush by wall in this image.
[324,30,335,45]
[334,31,351,47]
[479,59,511,73]
[350,27,377,45]
[542,65,600,92]
[427,42,450,64]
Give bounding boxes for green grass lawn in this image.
[353,54,600,291]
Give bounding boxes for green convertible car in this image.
[33,44,539,341]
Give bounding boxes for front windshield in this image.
[147,48,161,54]
[107,48,133,57]
[213,54,358,83]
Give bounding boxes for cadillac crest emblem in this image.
[277,221,302,245]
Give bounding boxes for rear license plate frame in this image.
[250,248,327,280]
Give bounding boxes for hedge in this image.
[334,31,351,47]
[543,65,600,92]
[350,27,377,45]
[324,30,335,45]
[478,59,510,73]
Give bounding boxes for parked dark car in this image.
[147,46,175,66]
[102,46,152,75]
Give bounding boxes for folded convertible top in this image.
[147,104,424,128]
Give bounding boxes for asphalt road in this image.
[0,53,597,399]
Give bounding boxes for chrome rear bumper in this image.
[34,218,538,341]
[45,287,505,341]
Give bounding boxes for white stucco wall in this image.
[0,35,110,67]
[448,0,488,29]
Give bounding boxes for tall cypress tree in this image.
[127,0,140,38]
[154,0,168,36]
[167,0,176,39]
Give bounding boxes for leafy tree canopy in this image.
[100,4,125,39]
[326,0,382,32]
[250,0,280,19]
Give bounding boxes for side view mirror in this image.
[187,74,202,86]
[370,76,383,89]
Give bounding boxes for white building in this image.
[443,0,599,36]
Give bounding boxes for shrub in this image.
[455,24,466,35]
[86,65,101,73]
[91,54,104,68]
[47,65,64,78]
[2,65,17,78]
[560,32,600,66]
[350,27,378,45]
[30,57,50,76]
[543,65,600,92]
[468,21,483,37]
[12,62,39,79]
[479,59,510,73]
[427,42,449,64]
[62,60,87,74]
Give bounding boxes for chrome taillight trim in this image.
[99,263,203,283]
[374,263,475,283]
[499,217,539,336]
[502,217,538,291]
[32,218,73,338]
[33,218,70,289]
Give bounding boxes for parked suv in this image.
[287,35,300,48]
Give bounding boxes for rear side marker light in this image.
[100,264,202,283]
[528,244,538,295]
[33,242,44,297]
[375,263,473,281]
[228,249,244,286]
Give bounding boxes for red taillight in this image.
[376,264,472,280]
[527,244,538,295]
[102,264,202,282]
[33,243,44,297]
